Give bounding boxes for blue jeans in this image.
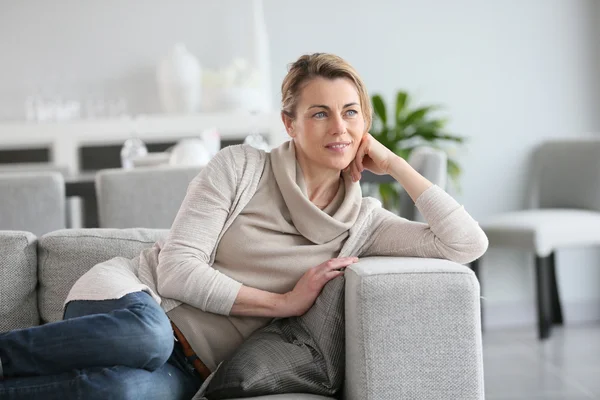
[0,291,203,400]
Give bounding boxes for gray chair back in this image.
[530,139,600,211]
[95,166,202,229]
[0,171,66,236]
[0,163,69,176]
[399,146,448,221]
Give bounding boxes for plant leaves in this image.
[438,134,465,143]
[447,158,462,193]
[447,158,461,177]
[402,105,440,127]
[394,146,415,160]
[412,130,440,141]
[371,95,387,126]
[414,119,448,132]
[395,91,408,123]
[379,183,400,211]
[370,90,467,194]
[407,131,464,143]
[392,125,408,141]
[372,127,396,150]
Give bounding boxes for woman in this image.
[0,53,488,399]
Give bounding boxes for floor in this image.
[483,324,600,399]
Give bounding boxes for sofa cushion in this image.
[204,276,345,399]
[225,395,334,400]
[195,394,334,400]
[0,231,39,332]
[38,228,167,323]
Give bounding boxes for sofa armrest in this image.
[344,257,484,400]
[0,230,40,332]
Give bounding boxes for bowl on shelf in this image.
[131,152,171,168]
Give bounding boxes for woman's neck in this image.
[295,149,341,209]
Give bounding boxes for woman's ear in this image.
[281,112,296,138]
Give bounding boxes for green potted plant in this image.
[369,90,466,211]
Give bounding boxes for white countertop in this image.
[0,112,286,173]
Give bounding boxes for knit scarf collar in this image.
[270,140,362,244]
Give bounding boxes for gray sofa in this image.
[1,228,485,399]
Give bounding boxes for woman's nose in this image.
[329,114,346,135]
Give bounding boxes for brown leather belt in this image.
[170,321,211,380]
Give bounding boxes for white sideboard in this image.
[0,112,286,174]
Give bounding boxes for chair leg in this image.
[535,255,553,340]
[548,251,564,325]
[470,258,481,282]
[469,258,484,332]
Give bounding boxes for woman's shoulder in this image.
[213,144,268,172]
[188,144,268,191]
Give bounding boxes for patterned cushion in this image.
[204,277,345,399]
[37,228,167,323]
[0,231,39,332]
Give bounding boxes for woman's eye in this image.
[346,110,358,117]
[314,111,326,118]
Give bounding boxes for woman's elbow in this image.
[454,229,489,264]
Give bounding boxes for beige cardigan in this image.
[66,143,488,318]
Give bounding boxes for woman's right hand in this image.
[281,257,359,317]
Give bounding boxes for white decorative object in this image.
[200,1,272,113]
[202,85,266,113]
[120,137,148,169]
[244,132,270,151]
[200,128,221,157]
[169,138,212,166]
[157,44,202,114]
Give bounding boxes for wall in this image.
[1,0,599,328]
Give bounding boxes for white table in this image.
[0,112,287,174]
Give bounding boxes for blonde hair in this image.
[281,53,372,132]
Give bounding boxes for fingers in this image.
[322,257,359,271]
[356,138,367,172]
[325,270,346,280]
[349,163,359,182]
[353,152,363,181]
[351,137,369,181]
[349,151,361,182]
[311,257,359,287]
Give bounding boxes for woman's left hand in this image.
[347,133,395,181]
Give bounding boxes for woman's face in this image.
[284,77,366,173]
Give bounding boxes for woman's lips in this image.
[325,142,350,153]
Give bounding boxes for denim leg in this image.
[0,291,174,378]
[0,358,200,400]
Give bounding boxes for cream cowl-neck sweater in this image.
[65,140,488,370]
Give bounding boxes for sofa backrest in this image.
[37,228,168,323]
[0,231,39,332]
[529,139,600,210]
[0,171,66,236]
[95,166,202,229]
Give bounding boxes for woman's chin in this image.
[313,154,355,173]
[327,159,351,172]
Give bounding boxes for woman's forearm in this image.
[230,285,289,318]
[387,154,433,202]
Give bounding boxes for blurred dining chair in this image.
[0,171,66,236]
[399,146,448,222]
[0,162,68,176]
[471,138,600,339]
[95,165,202,229]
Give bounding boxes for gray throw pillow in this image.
[204,276,345,399]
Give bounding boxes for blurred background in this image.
[1,1,599,398]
